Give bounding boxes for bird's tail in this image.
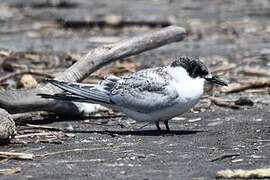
[39,79,113,104]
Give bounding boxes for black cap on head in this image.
[171,56,209,78]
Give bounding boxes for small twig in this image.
[210,152,240,162]
[26,124,64,132]
[208,96,240,109]
[14,132,62,139]
[216,168,270,179]
[0,70,54,83]
[36,144,132,157]
[0,158,10,164]
[0,167,21,175]
[239,78,270,85]
[222,78,270,93]
[245,89,269,93]
[239,67,270,77]
[0,152,34,160]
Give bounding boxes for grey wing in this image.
[109,68,179,113]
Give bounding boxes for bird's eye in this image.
[201,68,209,76]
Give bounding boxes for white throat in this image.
[167,66,205,99]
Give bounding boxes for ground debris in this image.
[234,97,254,106]
[239,67,270,77]
[222,78,270,93]
[93,61,140,77]
[208,96,241,109]
[13,129,66,144]
[212,62,237,74]
[210,152,240,162]
[216,168,270,179]
[25,124,64,132]
[0,152,34,160]
[208,96,254,109]
[0,167,21,175]
[0,69,54,83]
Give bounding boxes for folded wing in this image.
[110,67,179,113]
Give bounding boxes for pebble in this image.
[20,74,37,88]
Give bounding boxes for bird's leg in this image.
[155,122,161,132]
[164,120,170,132]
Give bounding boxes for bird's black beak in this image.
[205,75,228,86]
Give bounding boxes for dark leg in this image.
[164,120,170,132]
[155,122,161,132]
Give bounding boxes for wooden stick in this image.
[239,67,270,77]
[0,167,21,175]
[210,152,240,162]
[14,132,62,139]
[222,78,270,93]
[0,152,34,160]
[208,96,240,109]
[26,124,64,131]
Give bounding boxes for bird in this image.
[40,56,228,132]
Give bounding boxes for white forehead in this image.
[205,73,212,79]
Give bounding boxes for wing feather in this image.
[109,67,179,112]
[46,79,112,104]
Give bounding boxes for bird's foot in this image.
[164,120,170,132]
[155,121,174,136]
[155,122,162,132]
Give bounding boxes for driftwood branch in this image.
[0,151,34,160]
[0,26,186,115]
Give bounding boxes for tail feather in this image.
[42,79,112,104]
[39,93,90,103]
